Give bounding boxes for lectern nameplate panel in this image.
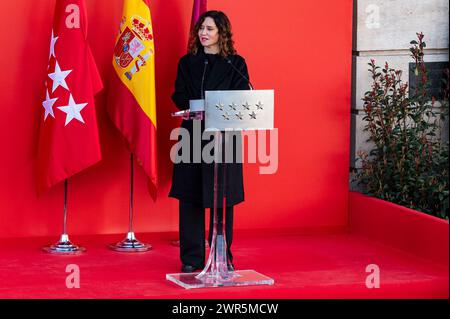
[205,90,274,131]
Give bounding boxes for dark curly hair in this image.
[188,10,236,57]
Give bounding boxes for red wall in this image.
[0,0,353,238]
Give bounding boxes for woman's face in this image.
[198,17,219,49]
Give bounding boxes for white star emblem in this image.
[48,61,72,93]
[57,94,88,126]
[215,102,224,110]
[42,89,58,121]
[229,102,238,110]
[49,29,59,59]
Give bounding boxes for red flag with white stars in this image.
[37,0,103,194]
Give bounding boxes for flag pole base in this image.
[108,232,151,252]
[42,234,86,255]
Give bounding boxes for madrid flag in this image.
[37,0,103,194]
[107,0,157,198]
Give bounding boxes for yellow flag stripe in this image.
[112,0,156,127]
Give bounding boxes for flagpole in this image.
[129,153,134,233]
[42,178,86,254]
[109,153,151,252]
[63,179,68,235]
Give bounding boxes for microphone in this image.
[201,59,208,99]
[226,58,254,90]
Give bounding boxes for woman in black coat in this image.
[169,10,251,273]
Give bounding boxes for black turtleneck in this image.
[171,49,251,110]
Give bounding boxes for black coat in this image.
[169,50,251,208]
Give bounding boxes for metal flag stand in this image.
[42,179,86,254]
[109,153,151,252]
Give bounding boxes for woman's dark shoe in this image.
[181,264,199,273]
[181,264,233,273]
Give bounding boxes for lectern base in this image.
[166,270,274,289]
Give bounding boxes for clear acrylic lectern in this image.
[167,90,275,289]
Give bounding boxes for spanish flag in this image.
[107,0,157,198]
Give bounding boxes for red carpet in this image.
[0,228,447,299]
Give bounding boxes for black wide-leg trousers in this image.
[179,201,234,268]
